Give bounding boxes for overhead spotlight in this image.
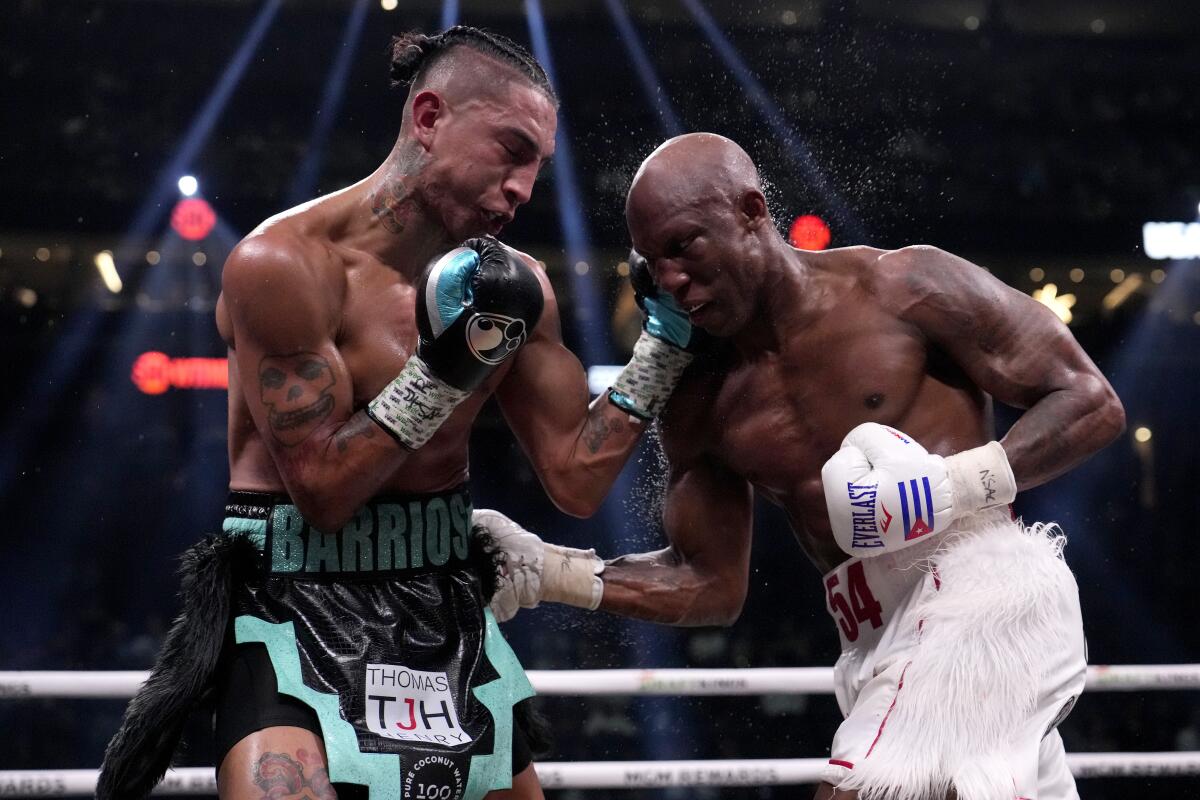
[574,261,590,275]
[380,0,397,9]
[615,260,630,277]
[1133,426,1152,443]
[93,250,123,294]
[964,16,980,30]
[1069,268,1085,283]
[1090,18,1106,34]
[177,175,199,196]
[1029,267,1045,282]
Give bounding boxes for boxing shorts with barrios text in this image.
[218,486,533,800]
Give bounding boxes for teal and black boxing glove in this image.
[608,249,696,419]
[369,237,544,448]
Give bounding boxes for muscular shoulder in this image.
[866,245,996,319]
[220,224,346,342]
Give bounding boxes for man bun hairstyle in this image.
[389,25,557,105]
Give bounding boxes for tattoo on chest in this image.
[583,414,626,454]
[259,353,336,447]
[252,750,336,800]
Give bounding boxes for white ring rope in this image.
[2,665,1197,796]
[2,754,1200,796]
[2,664,1199,699]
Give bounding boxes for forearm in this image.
[539,397,647,517]
[600,549,741,627]
[1000,377,1125,490]
[280,410,410,530]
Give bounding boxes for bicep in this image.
[897,248,1096,409]
[494,271,591,460]
[224,249,353,462]
[660,455,754,581]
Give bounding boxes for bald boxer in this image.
[482,133,1124,800]
[99,29,694,800]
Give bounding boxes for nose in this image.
[653,258,690,296]
[502,164,538,209]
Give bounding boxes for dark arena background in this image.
[2,0,1199,797]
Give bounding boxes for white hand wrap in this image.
[475,509,604,622]
[540,542,605,609]
[608,331,693,420]
[944,440,1017,512]
[366,356,470,450]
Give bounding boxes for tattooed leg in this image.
[219,726,336,800]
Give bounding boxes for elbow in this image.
[683,575,746,628]
[541,470,606,519]
[288,482,356,533]
[1091,378,1126,447]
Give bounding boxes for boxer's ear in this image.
[410,90,443,150]
[737,189,769,230]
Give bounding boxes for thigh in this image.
[485,763,543,800]
[218,725,337,800]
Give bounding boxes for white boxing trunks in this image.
[818,507,1086,800]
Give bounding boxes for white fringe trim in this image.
[837,515,1078,800]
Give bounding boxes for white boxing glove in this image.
[473,509,605,622]
[821,423,1017,557]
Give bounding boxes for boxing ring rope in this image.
[5,663,1200,698]
[3,665,1199,795]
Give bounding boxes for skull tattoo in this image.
[259,352,335,446]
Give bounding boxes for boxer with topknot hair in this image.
[99,27,697,800]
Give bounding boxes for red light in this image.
[789,214,831,251]
[171,198,216,241]
[132,352,228,394]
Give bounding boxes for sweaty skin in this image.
[600,133,1124,625]
[216,51,643,533]
[212,47,639,800]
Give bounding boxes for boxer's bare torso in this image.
[665,246,990,573]
[216,184,505,500]
[598,135,1121,628]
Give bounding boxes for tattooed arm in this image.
[877,245,1125,489]
[221,233,412,531]
[494,259,647,518]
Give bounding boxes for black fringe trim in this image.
[96,534,260,799]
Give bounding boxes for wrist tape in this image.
[609,331,693,420]
[366,356,471,450]
[944,441,1018,513]
[540,543,605,610]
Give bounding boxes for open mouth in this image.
[482,209,512,233]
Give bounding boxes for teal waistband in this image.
[222,487,475,580]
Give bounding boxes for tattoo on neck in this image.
[371,146,425,235]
